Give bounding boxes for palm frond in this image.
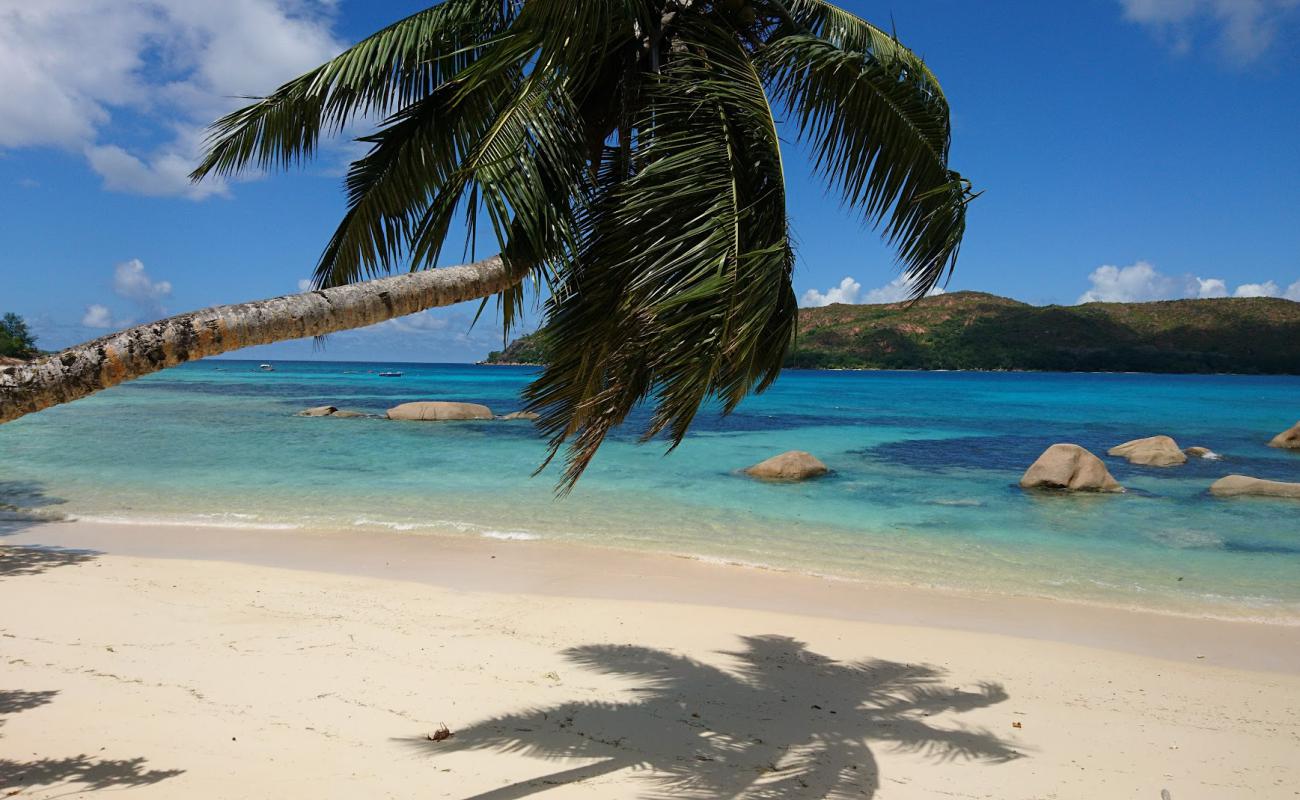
[774,0,947,104]
[760,28,975,295]
[190,0,514,180]
[526,15,797,491]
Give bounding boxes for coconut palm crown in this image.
[192,0,975,489]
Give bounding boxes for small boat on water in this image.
[259,363,274,372]
[378,371,403,378]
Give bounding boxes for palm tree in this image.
[0,0,973,487]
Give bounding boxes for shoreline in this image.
[3,522,1299,798]
[7,519,1299,674]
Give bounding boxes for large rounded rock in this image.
[1268,422,1300,449]
[1020,444,1124,493]
[298,406,338,417]
[1184,446,1221,460]
[1108,435,1187,467]
[386,401,493,421]
[330,410,368,419]
[743,451,830,482]
[1210,475,1300,499]
[502,411,540,421]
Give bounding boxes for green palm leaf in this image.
[761,5,974,295]
[526,15,797,490]
[191,0,973,490]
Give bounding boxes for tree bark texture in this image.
[0,256,514,424]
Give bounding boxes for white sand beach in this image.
[2,520,1298,799]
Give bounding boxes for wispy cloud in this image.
[1119,0,1300,63]
[1077,260,1298,302]
[801,276,946,307]
[80,304,118,329]
[0,1,345,199]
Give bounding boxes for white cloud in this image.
[0,0,344,198]
[1078,261,1186,303]
[80,304,116,328]
[112,259,173,313]
[1286,280,1300,301]
[802,275,946,307]
[861,276,946,305]
[86,144,227,200]
[1078,261,1295,303]
[1194,277,1228,298]
[1119,0,1300,62]
[1234,280,1281,297]
[802,277,862,307]
[383,311,453,334]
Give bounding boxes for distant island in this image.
[482,292,1300,374]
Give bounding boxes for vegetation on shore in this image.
[484,292,1300,374]
[0,313,37,360]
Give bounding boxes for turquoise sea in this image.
[2,360,1298,621]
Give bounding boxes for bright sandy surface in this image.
[1,521,1298,799]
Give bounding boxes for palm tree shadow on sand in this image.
[410,634,1022,799]
[0,690,183,794]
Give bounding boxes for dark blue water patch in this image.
[857,435,1075,474]
[1222,540,1300,555]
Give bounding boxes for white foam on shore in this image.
[480,530,541,541]
[72,514,302,531]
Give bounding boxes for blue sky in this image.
[1,0,1298,362]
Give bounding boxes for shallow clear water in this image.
[2,360,1298,621]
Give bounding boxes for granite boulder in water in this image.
[744,451,830,481]
[1268,422,1300,449]
[1209,475,1300,499]
[386,401,493,421]
[1108,435,1187,467]
[1020,444,1124,493]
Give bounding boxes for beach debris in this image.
[542,671,560,682]
[428,723,455,742]
[1209,475,1300,500]
[1108,436,1187,467]
[1019,444,1124,493]
[1268,421,1300,449]
[743,451,830,482]
[386,401,493,421]
[1012,721,1022,729]
[1162,790,1173,800]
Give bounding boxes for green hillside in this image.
[482,292,1300,374]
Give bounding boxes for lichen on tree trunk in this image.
[0,256,515,424]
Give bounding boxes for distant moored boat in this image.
[259,363,274,372]
[378,371,403,378]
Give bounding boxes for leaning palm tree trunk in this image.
[0,256,513,425]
